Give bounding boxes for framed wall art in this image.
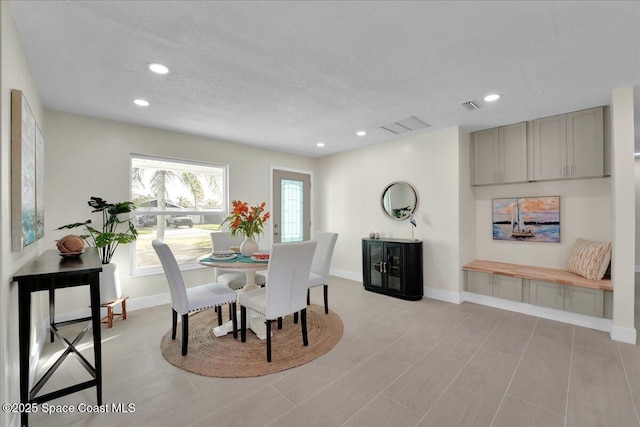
[11,89,44,251]
[492,196,560,243]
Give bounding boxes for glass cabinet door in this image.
[367,241,384,288]
[385,244,403,292]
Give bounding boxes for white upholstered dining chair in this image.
[307,232,339,313]
[153,239,238,356]
[239,240,317,362]
[210,231,266,289]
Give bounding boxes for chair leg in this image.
[182,313,189,356]
[266,319,272,362]
[240,306,247,342]
[217,306,223,326]
[171,309,177,340]
[293,312,298,324]
[122,298,127,320]
[307,288,310,306]
[277,317,282,329]
[323,285,329,314]
[228,303,233,322]
[301,308,308,346]
[231,303,238,339]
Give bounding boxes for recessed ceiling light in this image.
[148,63,169,74]
[356,131,367,136]
[316,142,325,147]
[484,94,501,102]
[133,99,150,107]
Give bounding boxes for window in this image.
[280,179,304,242]
[130,154,227,274]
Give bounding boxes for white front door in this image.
[272,169,311,244]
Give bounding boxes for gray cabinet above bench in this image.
[471,106,607,186]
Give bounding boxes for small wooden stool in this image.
[101,297,128,328]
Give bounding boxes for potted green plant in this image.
[57,196,138,303]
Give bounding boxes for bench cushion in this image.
[565,238,611,280]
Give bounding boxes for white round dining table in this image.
[197,254,269,339]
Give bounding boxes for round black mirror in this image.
[381,181,418,220]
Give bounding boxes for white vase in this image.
[100,263,122,304]
[240,237,259,257]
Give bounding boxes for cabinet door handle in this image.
[562,166,566,177]
[558,285,563,297]
[570,165,574,177]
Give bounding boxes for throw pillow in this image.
[565,238,612,280]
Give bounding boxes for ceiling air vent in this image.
[461,100,481,111]
[380,116,431,134]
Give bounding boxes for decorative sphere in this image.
[56,235,84,253]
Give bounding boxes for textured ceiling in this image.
[9,1,640,157]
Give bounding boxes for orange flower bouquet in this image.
[223,200,270,240]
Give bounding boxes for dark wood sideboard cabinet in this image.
[362,238,423,300]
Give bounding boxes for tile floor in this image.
[29,275,640,427]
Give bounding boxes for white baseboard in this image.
[54,292,171,323]
[49,278,631,344]
[424,286,463,304]
[611,325,637,344]
[461,292,614,334]
[31,317,49,388]
[330,268,362,283]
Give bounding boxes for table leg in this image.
[49,287,55,343]
[212,269,268,339]
[88,272,102,405]
[19,285,31,427]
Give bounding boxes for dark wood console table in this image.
[362,238,423,300]
[13,249,103,427]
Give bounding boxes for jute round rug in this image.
[160,304,343,377]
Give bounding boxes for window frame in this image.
[129,153,229,276]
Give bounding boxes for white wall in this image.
[43,109,316,314]
[474,178,611,269]
[611,87,636,343]
[458,129,476,295]
[636,158,640,268]
[316,127,464,295]
[0,4,46,426]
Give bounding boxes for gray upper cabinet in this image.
[472,122,527,185]
[532,107,604,181]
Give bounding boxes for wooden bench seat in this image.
[463,260,612,292]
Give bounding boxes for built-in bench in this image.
[463,259,612,318]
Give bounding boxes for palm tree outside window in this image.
[130,154,227,274]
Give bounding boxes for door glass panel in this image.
[386,245,402,291]
[369,244,383,287]
[281,179,304,242]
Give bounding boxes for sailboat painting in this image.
[492,196,560,242]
